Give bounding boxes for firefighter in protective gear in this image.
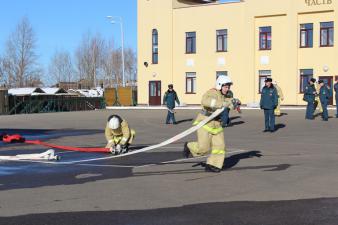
[273,81,284,116]
[183,76,238,173]
[314,82,323,115]
[105,115,135,155]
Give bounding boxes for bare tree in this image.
[0,57,4,86]
[26,68,44,87]
[75,32,104,88]
[100,40,114,87]
[1,17,42,87]
[124,47,137,83]
[112,47,123,86]
[49,50,74,87]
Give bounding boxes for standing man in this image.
[318,80,332,121]
[303,78,317,120]
[335,79,338,118]
[163,84,180,124]
[273,81,284,116]
[220,84,234,127]
[183,76,240,173]
[260,78,278,132]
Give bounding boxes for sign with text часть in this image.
[305,0,332,6]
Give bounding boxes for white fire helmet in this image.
[215,76,233,90]
[108,116,121,130]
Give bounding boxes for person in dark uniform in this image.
[260,78,278,132]
[303,78,317,120]
[318,80,332,121]
[163,84,180,124]
[220,85,234,127]
[334,79,338,118]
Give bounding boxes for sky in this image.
[0,0,137,83]
[0,0,237,85]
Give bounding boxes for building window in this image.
[186,72,196,94]
[216,71,228,79]
[259,26,272,50]
[320,22,334,47]
[300,69,313,93]
[216,29,228,52]
[152,29,158,64]
[186,32,196,54]
[259,70,271,93]
[300,23,313,48]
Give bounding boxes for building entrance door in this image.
[149,81,161,105]
[319,76,333,105]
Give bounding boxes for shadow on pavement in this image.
[274,124,286,132]
[175,119,194,124]
[0,198,337,225]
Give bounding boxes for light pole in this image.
[106,16,126,87]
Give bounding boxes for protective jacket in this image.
[105,119,131,146]
[194,89,233,134]
[275,85,284,101]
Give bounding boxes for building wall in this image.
[137,0,174,105]
[137,0,337,105]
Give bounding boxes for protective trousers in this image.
[314,97,323,113]
[274,98,281,116]
[187,126,226,169]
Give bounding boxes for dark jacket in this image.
[334,83,338,97]
[163,90,180,109]
[319,85,332,104]
[260,85,278,110]
[225,90,234,99]
[303,84,316,103]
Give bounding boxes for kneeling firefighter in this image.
[183,76,240,173]
[105,115,136,155]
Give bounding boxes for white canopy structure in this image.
[8,88,45,96]
[41,88,68,95]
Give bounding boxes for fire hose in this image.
[0,107,233,163]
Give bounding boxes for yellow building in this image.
[137,0,337,106]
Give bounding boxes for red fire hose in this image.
[1,134,110,153]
